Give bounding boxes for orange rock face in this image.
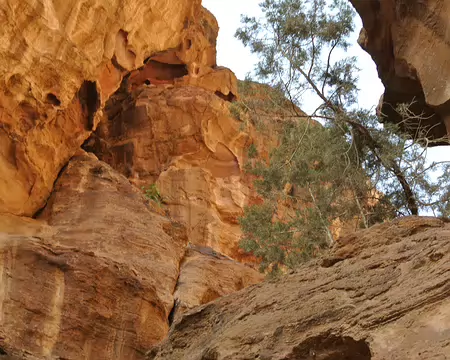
[0,153,263,359]
[0,0,215,216]
[0,3,267,355]
[86,81,256,262]
[86,73,342,266]
[0,154,187,359]
[0,0,263,263]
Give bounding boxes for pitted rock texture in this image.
[0,0,216,216]
[0,154,188,359]
[350,0,450,142]
[149,217,450,360]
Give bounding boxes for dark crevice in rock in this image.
[32,162,70,219]
[215,91,236,102]
[111,54,127,72]
[82,74,133,171]
[321,257,345,268]
[82,132,110,158]
[168,298,180,327]
[128,60,188,89]
[167,237,190,327]
[78,80,100,131]
[46,93,61,106]
[284,334,371,360]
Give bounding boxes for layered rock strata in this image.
[0,154,263,359]
[150,216,450,360]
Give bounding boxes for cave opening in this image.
[78,80,100,131]
[284,334,371,360]
[46,93,61,106]
[215,91,236,102]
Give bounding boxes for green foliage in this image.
[247,143,258,158]
[236,0,450,273]
[240,203,330,273]
[235,0,357,107]
[239,203,326,272]
[241,118,388,272]
[142,184,163,205]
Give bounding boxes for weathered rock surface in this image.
[0,0,283,265]
[85,79,267,263]
[0,154,188,359]
[350,0,450,142]
[0,153,263,359]
[0,0,216,216]
[150,216,450,359]
[172,244,264,321]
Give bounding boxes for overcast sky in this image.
[203,0,449,163]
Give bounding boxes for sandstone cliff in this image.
[0,154,262,359]
[0,0,279,264]
[0,0,266,357]
[150,216,450,359]
[0,0,223,216]
[350,0,450,142]
[82,78,285,263]
[2,0,449,359]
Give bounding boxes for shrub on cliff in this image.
[235,0,450,272]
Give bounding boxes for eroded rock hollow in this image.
[350,0,450,142]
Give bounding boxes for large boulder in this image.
[0,153,187,359]
[0,153,263,359]
[150,216,450,359]
[172,244,264,322]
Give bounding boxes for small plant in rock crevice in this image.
[142,184,163,205]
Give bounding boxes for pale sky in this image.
[203,0,449,164]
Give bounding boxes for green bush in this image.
[142,184,163,205]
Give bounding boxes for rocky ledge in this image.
[351,0,450,142]
[150,216,450,359]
